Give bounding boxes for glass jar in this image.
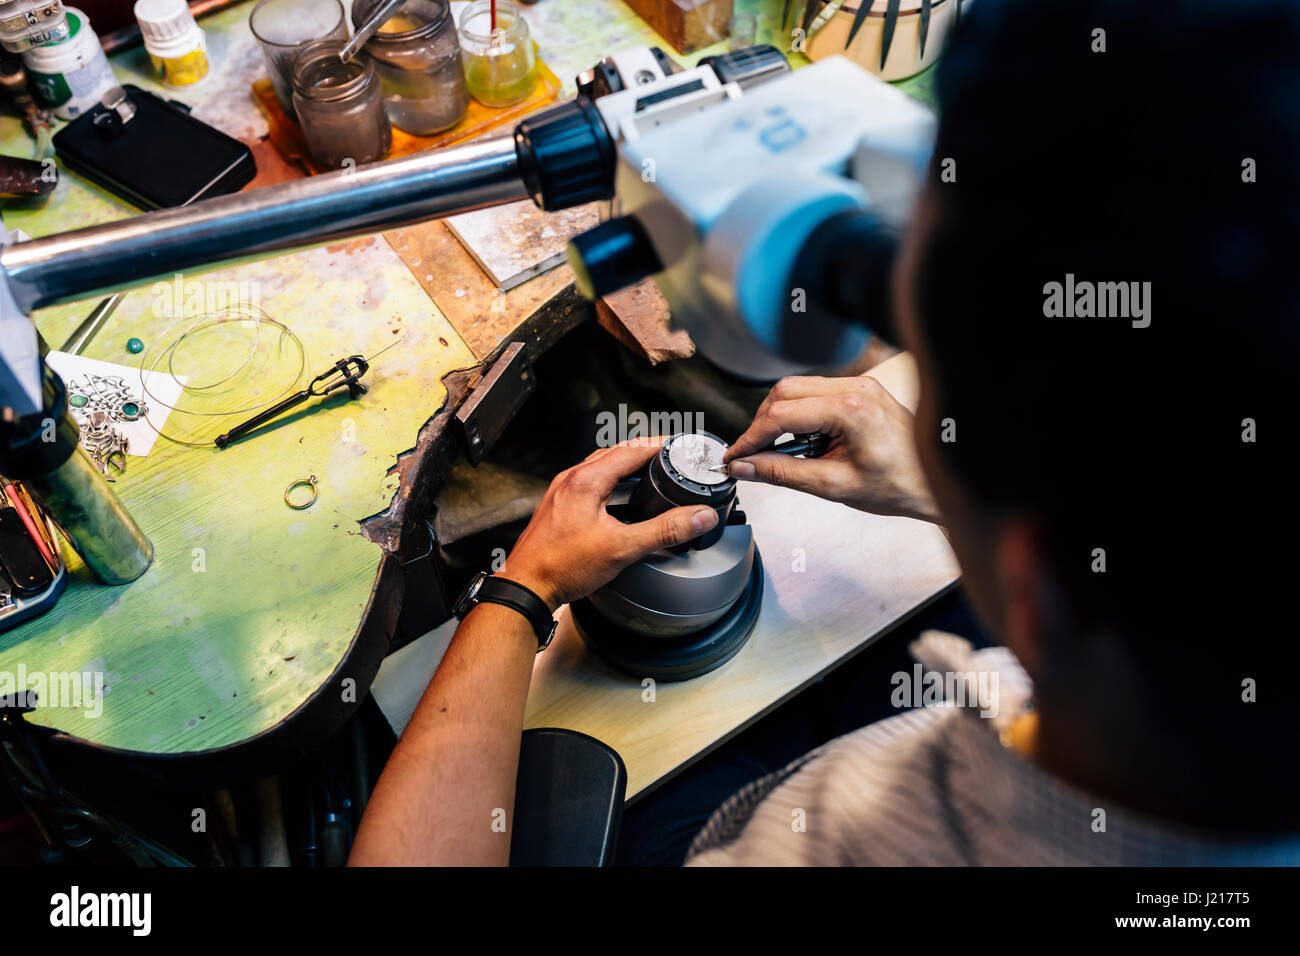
[250,0,348,118]
[459,0,535,108]
[291,40,392,169]
[351,0,468,136]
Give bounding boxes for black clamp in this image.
[91,87,137,140]
[309,355,370,400]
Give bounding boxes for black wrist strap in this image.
[475,575,555,650]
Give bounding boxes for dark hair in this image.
[915,2,1298,682]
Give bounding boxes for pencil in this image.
[0,476,59,573]
[12,480,60,571]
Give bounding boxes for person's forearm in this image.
[349,439,712,864]
[349,603,537,866]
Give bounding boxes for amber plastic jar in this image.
[351,0,468,136]
[291,39,391,168]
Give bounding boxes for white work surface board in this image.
[373,354,962,799]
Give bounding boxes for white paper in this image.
[45,351,187,458]
[370,617,458,736]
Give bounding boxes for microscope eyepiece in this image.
[787,208,901,349]
[565,215,662,300]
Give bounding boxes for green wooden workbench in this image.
[0,0,936,784]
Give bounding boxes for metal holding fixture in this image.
[571,432,762,681]
[454,342,535,466]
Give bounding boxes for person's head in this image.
[892,0,1299,826]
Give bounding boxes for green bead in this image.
[127,338,144,354]
[69,394,88,407]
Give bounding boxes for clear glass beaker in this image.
[250,0,348,117]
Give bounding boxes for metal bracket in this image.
[455,342,536,466]
[92,87,137,140]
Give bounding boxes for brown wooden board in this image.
[595,279,695,364]
[622,0,735,53]
[384,219,586,361]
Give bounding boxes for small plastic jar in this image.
[459,0,535,108]
[291,39,391,169]
[134,0,209,87]
[21,7,116,119]
[351,0,468,135]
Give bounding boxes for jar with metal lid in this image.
[291,39,391,169]
[350,0,468,136]
[0,0,69,54]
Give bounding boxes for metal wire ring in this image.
[284,475,319,510]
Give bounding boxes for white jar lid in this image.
[134,0,199,47]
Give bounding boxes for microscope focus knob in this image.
[514,97,617,211]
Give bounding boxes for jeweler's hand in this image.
[503,438,719,611]
[724,375,941,523]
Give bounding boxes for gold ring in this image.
[284,475,318,510]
